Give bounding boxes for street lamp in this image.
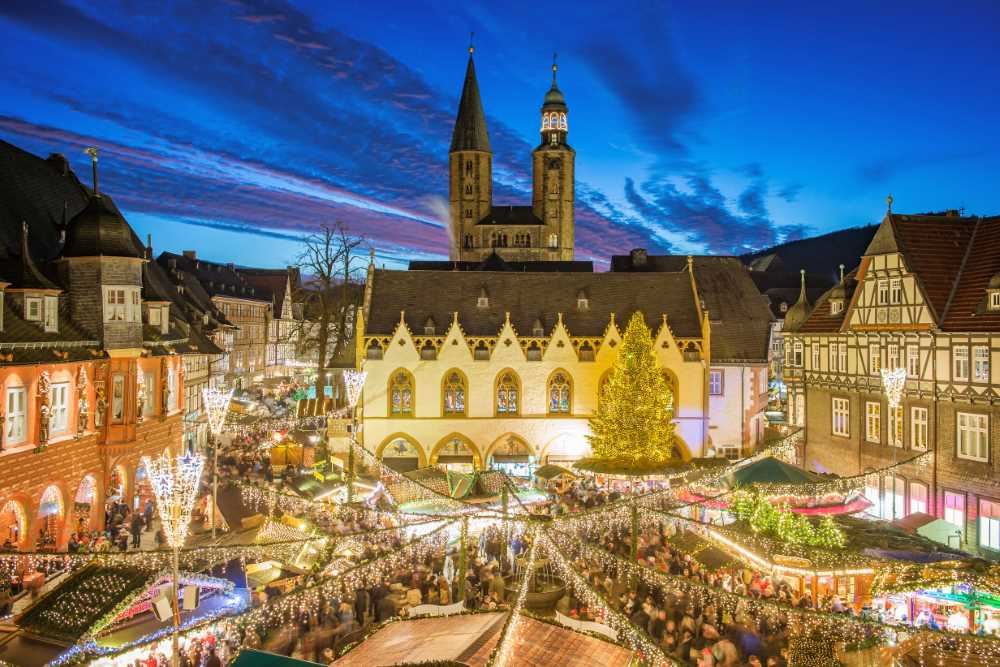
[203,388,234,539]
[144,452,205,667]
[342,369,367,504]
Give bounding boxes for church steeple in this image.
[540,52,568,146]
[449,43,493,260]
[450,47,491,153]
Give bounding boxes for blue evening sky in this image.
[1,1,997,269]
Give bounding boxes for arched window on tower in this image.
[464,234,473,249]
[465,183,473,195]
[389,370,414,417]
[542,115,550,130]
[559,113,568,130]
[548,371,571,414]
[495,371,520,415]
[465,160,473,176]
[548,233,558,249]
[442,370,467,416]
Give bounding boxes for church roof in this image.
[365,269,702,339]
[409,258,593,272]
[475,205,543,227]
[450,55,491,153]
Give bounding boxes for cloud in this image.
[857,149,986,185]
[777,183,803,202]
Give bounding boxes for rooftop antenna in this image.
[469,31,474,55]
[552,51,558,85]
[84,147,99,196]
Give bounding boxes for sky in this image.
[1,1,998,270]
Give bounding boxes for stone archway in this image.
[0,498,28,550]
[377,434,427,473]
[430,433,482,471]
[485,434,536,477]
[540,433,592,464]
[36,485,66,549]
[74,474,99,533]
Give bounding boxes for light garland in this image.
[489,526,539,667]
[203,387,234,435]
[342,369,367,408]
[881,367,908,409]
[143,452,205,548]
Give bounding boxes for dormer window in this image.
[576,290,589,311]
[25,296,41,322]
[43,296,58,333]
[149,305,161,327]
[477,287,489,309]
[990,290,1000,312]
[423,316,436,335]
[532,318,544,337]
[779,302,788,313]
[830,299,844,315]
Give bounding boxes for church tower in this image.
[448,46,492,260]
[532,56,575,261]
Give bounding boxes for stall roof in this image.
[234,649,322,667]
[533,464,578,480]
[725,456,820,487]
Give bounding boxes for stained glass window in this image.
[496,372,519,415]
[443,371,466,415]
[548,372,571,414]
[389,370,414,416]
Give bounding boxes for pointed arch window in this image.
[548,371,571,414]
[389,369,414,417]
[442,370,467,416]
[495,371,520,415]
[663,371,677,417]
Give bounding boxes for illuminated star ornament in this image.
[143,452,206,548]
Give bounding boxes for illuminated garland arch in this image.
[429,432,482,469]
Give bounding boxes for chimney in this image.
[47,153,70,176]
[630,248,648,268]
[182,250,197,260]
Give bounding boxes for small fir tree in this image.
[588,312,676,467]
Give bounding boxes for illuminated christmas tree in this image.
[587,312,676,468]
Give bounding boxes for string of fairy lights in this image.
[487,525,539,667]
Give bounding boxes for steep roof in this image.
[61,194,144,259]
[158,252,269,303]
[240,267,299,318]
[796,268,859,334]
[365,269,702,339]
[610,254,772,363]
[449,55,491,153]
[742,224,878,285]
[409,256,592,272]
[872,212,1000,331]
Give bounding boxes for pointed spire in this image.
[798,268,807,299]
[552,52,558,85]
[839,263,845,284]
[450,45,491,153]
[886,193,893,213]
[783,269,812,332]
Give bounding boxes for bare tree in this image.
[291,222,366,407]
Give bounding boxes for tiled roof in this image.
[239,267,299,318]
[158,252,269,302]
[410,255,593,272]
[365,269,702,339]
[865,213,1000,331]
[796,269,859,334]
[610,254,773,362]
[0,300,102,365]
[61,195,144,259]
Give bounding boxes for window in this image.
[888,405,903,447]
[43,296,58,332]
[864,475,881,518]
[794,393,805,428]
[944,491,965,537]
[793,341,803,367]
[389,370,414,416]
[25,297,41,321]
[909,481,928,515]
[548,234,558,249]
[111,374,125,423]
[50,383,68,434]
[992,291,1000,311]
[5,387,26,446]
[830,300,843,314]
[957,412,988,462]
[103,286,141,323]
[865,401,881,443]
[869,343,881,374]
[548,371,571,414]
[828,345,837,372]
[442,371,466,416]
[887,343,900,370]
[954,346,969,381]
[907,345,920,378]
[812,346,820,370]
[974,345,990,382]
[709,370,724,396]
[832,397,850,437]
[890,278,902,304]
[911,406,928,450]
[149,306,161,326]
[889,475,906,519]
[839,343,848,374]
[495,371,519,415]
[167,368,177,411]
[980,500,1000,551]
[877,279,889,305]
